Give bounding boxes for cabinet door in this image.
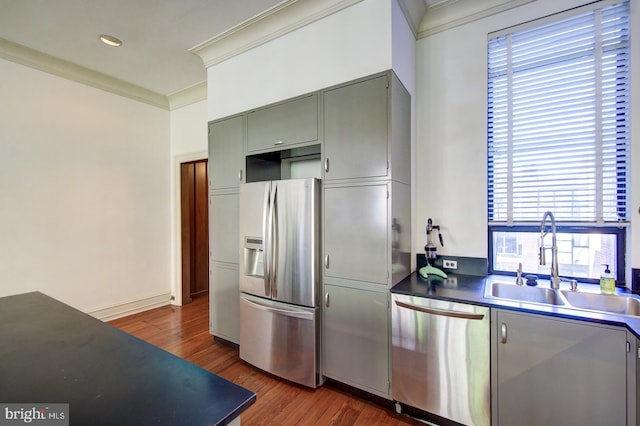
[209,192,239,264]
[209,262,240,343]
[323,183,388,286]
[209,115,244,190]
[246,94,318,153]
[324,75,388,180]
[323,284,389,397]
[494,310,627,426]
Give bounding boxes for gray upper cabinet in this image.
[209,115,244,190]
[246,94,319,153]
[323,72,410,184]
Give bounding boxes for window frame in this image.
[488,225,625,284]
[486,1,630,284]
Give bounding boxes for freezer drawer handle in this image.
[242,297,311,320]
[394,300,485,320]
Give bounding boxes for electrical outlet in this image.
[443,259,457,269]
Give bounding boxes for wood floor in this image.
[109,294,421,426]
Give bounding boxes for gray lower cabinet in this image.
[323,283,390,398]
[209,191,240,343]
[246,93,319,153]
[492,309,632,426]
[209,114,244,190]
[209,262,239,344]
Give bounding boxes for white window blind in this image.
[487,1,630,224]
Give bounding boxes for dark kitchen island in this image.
[0,292,255,425]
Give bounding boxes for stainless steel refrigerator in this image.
[239,178,321,388]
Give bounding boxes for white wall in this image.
[171,100,208,157]
[416,0,640,280]
[169,99,208,305]
[206,0,395,121]
[0,58,172,313]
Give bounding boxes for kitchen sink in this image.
[484,279,640,317]
[560,290,640,317]
[485,282,566,306]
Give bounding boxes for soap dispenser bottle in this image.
[600,264,615,294]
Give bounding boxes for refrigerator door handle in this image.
[270,184,278,299]
[242,296,313,320]
[262,183,272,296]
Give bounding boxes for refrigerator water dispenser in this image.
[243,237,264,277]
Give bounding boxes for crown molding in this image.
[0,37,171,110]
[397,0,428,39]
[417,0,536,38]
[168,81,207,110]
[190,0,364,68]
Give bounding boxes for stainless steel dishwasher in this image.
[391,293,490,426]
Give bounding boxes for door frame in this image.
[173,150,208,306]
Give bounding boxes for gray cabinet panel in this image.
[247,94,318,153]
[324,75,388,180]
[209,262,239,343]
[209,115,244,190]
[323,183,388,286]
[209,192,239,264]
[493,309,628,426]
[323,284,389,397]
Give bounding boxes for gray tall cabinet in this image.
[208,114,243,344]
[207,71,411,398]
[321,72,411,398]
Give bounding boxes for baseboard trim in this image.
[87,292,172,322]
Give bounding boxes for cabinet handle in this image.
[325,292,330,308]
[324,255,330,269]
[324,158,329,173]
[500,322,507,344]
[238,169,243,181]
[274,141,284,145]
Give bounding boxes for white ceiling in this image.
[0,0,529,109]
[0,0,286,96]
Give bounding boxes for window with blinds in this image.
[487,0,630,224]
[486,1,629,282]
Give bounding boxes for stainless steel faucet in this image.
[515,262,523,286]
[539,211,560,289]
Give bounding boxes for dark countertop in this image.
[0,292,256,426]
[392,271,640,338]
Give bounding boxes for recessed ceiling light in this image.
[99,35,122,47]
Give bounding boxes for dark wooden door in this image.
[181,160,209,304]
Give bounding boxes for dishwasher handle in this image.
[395,300,485,320]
